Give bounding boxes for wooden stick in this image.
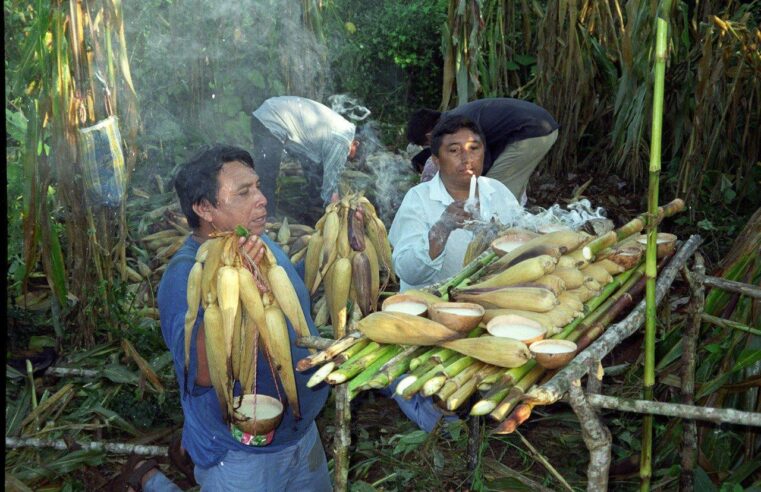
[525,235,702,406]
[568,380,612,491]
[6,437,167,456]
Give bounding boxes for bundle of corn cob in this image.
[304,193,395,337]
[184,226,311,425]
[297,199,685,420]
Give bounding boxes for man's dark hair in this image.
[406,108,442,146]
[174,144,255,229]
[430,115,486,157]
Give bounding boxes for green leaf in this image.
[505,60,520,71]
[28,335,56,350]
[514,54,536,66]
[693,467,718,492]
[102,364,140,385]
[250,70,266,89]
[703,343,722,354]
[731,348,761,372]
[697,219,717,231]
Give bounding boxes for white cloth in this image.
[252,96,356,202]
[388,173,522,291]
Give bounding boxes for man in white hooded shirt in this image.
[389,115,523,291]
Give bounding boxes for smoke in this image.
[463,198,608,234]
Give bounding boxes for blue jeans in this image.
[381,377,460,433]
[144,422,331,491]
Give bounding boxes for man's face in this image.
[433,128,484,189]
[207,161,268,236]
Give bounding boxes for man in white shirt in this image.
[389,115,523,291]
[251,96,360,216]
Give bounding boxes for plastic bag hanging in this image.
[76,115,126,208]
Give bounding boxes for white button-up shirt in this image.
[388,173,522,291]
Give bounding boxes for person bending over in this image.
[251,96,360,217]
[407,98,559,205]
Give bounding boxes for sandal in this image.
[168,434,197,486]
[106,455,159,492]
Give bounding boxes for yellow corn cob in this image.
[231,300,243,379]
[357,311,460,345]
[558,291,584,313]
[336,205,351,259]
[525,274,566,296]
[312,295,329,327]
[581,264,614,286]
[202,302,233,422]
[466,255,557,290]
[595,258,627,275]
[439,336,531,368]
[552,267,587,290]
[277,217,291,245]
[200,238,226,307]
[304,233,324,294]
[454,286,558,312]
[216,265,240,361]
[267,265,313,351]
[566,284,600,303]
[363,235,381,304]
[327,257,353,338]
[262,306,300,418]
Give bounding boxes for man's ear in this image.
[192,199,214,224]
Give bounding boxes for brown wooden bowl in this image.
[486,314,547,345]
[381,294,429,317]
[529,339,577,369]
[490,229,539,257]
[635,233,677,258]
[428,302,485,333]
[233,394,284,435]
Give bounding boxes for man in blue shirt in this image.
[125,145,331,491]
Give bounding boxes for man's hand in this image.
[428,201,474,259]
[238,234,266,264]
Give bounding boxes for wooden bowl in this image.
[381,294,429,317]
[233,394,284,435]
[490,229,539,257]
[635,233,677,258]
[529,339,577,369]
[486,314,547,345]
[428,302,485,333]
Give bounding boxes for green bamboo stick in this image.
[365,346,428,389]
[435,361,487,401]
[328,344,398,385]
[399,352,464,399]
[642,3,672,490]
[337,340,378,367]
[436,251,497,297]
[422,356,476,396]
[348,345,405,396]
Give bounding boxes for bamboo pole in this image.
[525,235,702,405]
[642,3,672,489]
[333,384,350,492]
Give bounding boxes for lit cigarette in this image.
[468,175,477,202]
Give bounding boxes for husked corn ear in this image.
[454,286,558,312]
[552,267,587,290]
[544,306,577,327]
[312,295,329,327]
[440,336,531,368]
[365,214,395,281]
[557,248,589,269]
[239,312,257,394]
[566,284,600,302]
[523,274,566,296]
[558,291,584,313]
[534,230,591,252]
[595,258,627,275]
[304,233,323,294]
[363,236,381,304]
[184,261,204,388]
[581,264,614,286]
[262,306,300,418]
[336,205,351,259]
[328,257,353,338]
[231,301,243,379]
[216,266,239,384]
[277,217,291,245]
[201,238,226,306]
[466,255,557,289]
[267,265,313,350]
[202,303,233,422]
[357,311,461,345]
